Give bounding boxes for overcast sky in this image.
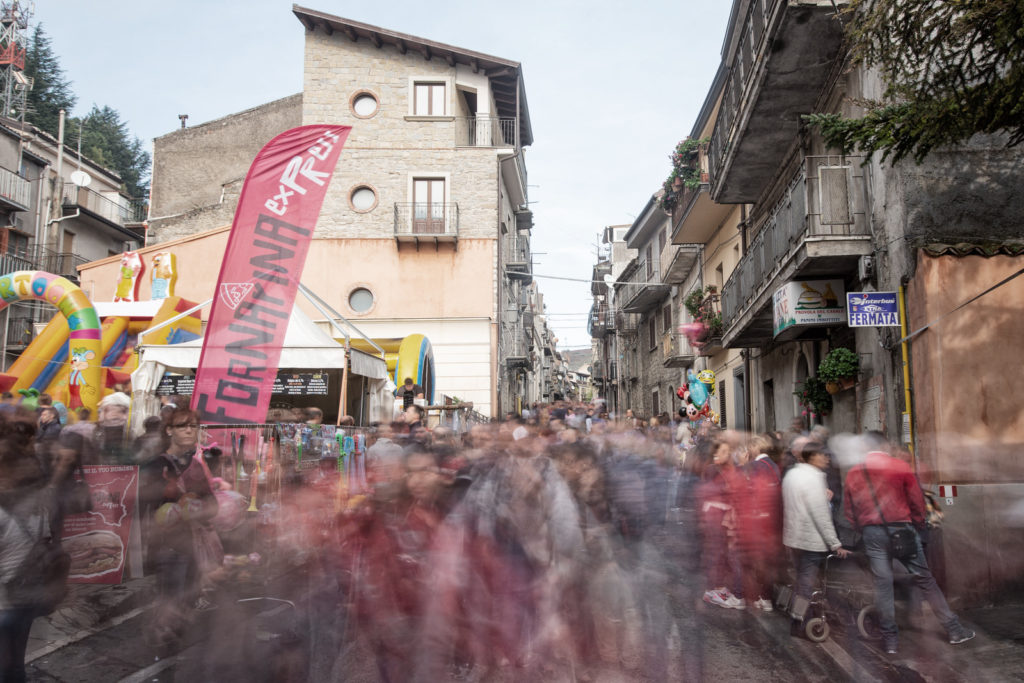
[34,0,732,350]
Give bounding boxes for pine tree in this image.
[75,105,150,199]
[23,24,76,137]
[805,0,1024,164]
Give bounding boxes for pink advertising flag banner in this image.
[191,125,351,424]
[62,465,139,584]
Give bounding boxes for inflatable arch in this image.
[0,271,102,414]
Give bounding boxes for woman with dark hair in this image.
[139,407,220,646]
[1,409,71,682]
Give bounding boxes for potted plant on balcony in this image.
[818,347,860,393]
[795,376,832,417]
[659,137,710,214]
[682,285,722,342]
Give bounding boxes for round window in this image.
[350,186,377,212]
[349,287,374,313]
[352,93,379,118]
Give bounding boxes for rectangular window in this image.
[646,245,654,278]
[5,230,28,258]
[659,228,666,255]
[662,304,671,334]
[652,390,660,417]
[414,82,446,115]
[648,317,656,350]
[412,178,446,233]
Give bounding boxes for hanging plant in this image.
[818,347,860,383]
[795,377,833,416]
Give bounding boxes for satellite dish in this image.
[70,170,92,188]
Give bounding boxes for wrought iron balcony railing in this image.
[721,155,870,339]
[393,202,460,241]
[459,116,518,148]
[62,183,146,225]
[0,165,30,210]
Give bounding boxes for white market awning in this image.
[135,307,387,380]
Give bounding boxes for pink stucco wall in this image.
[78,228,495,322]
[907,252,1024,483]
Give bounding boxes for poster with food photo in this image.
[61,465,139,584]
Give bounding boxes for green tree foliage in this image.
[74,106,150,199]
[22,24,76,137]
[805,0,1024,163]
[24,25,149,198]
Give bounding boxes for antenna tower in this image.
[0,1,31,122]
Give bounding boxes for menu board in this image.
[273,372,329,396]
[159,372,329,396]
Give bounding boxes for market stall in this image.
[129,307,391,435]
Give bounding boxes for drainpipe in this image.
[739,204,752,429]
[898,285,915,463]
[48,110,65,255]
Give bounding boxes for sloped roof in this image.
[292,5,533,146]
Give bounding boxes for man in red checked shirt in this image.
[843,431,974,655]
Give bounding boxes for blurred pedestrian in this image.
[843,431,974,654]
[782,440,850,637]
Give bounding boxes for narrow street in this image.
[23,565,1024,682]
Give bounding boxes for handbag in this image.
[861,464,918,562]
[5,498,72,615]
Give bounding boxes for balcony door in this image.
[413,178,445,234]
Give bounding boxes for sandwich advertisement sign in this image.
[772,279,846,338]
[62,465,139,584]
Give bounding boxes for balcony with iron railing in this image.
[504,232,531,282]
[501,322,532,369]
[37,248,89,282]
[393,202,459,247]
[721,155,872,347]
[615,307,639,333]
[62,183,146,227]
[619,259,670,313]
[708,0,849,204]
[0,252,35,276]
[663,331,697,368]
[0,165,30,211]
[588,301,613,338]
[670,147,734,246]
[458,116,518,148]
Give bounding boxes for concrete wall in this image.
[148,94,303,243]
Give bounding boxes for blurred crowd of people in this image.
[1,392,974,681]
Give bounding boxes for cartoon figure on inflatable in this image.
[676,368,719,433]
[0,271,102,413]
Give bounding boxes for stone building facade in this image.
[144,7,543,417]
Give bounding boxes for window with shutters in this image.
[413,82,446,116]
[819,165,852,225]
[649,317,657,350]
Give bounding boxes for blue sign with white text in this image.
[847,291,901,327]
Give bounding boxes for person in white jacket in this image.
[782,441,850,637]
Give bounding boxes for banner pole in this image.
[337,346,350,425]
